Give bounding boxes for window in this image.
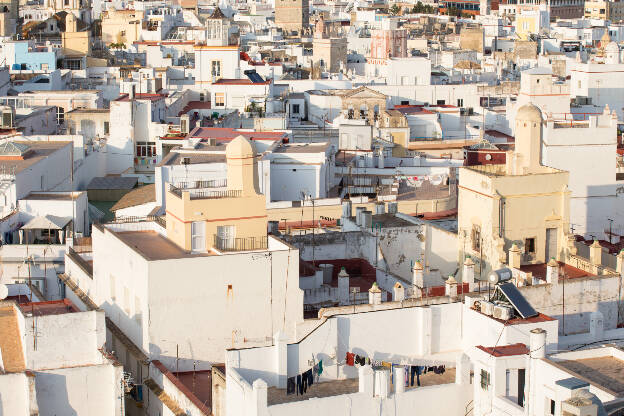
[56,106,65,125]
[191,221,206,252]
[65,58,81,70]
[41,63,48,70]
[211,60,221,77]
[120,30,126,37]
[64,0,69,5]
[136,142,156,157]
[457,98,463,107]
[436,100,445,105]
[480,369,490,390]
[104,121,109,134]
[550,399,555,415]
[199,92,205,101]
[215,93,225,107]
[578,80,582,88]
[525,238,536,254]
[292,104,300,114]
[471,225,481,252]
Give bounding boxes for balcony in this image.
[213,235,268,252]
[170,185,241,200]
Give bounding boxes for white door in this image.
[217,225,236,250]
[191,221,205,252]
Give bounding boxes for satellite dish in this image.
[0,283,8,300]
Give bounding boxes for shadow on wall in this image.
[34,372,78,416]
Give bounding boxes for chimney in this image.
[508,243,521,269]
[375,202,385,215]
[368,282,382,305]
[361,210,372,229]
[387,202,398,214]
[338,267,350,305]
[529,328,546,359]
[341,200,352,222]
[445,275,458,299]
[546,258,559,284]
[129,84,136,100]
[590,240,602,266]
[463,257,475,288]
[355,207,365,226]
[412,261,424,289]
[392,282,405,301]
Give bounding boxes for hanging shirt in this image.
[297,374,303,395]
[346,352,355,366]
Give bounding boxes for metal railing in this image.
[170,186,242,200]
[99,215,166,228]
[172,179,227,190]
[213,235,268,252]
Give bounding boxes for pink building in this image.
[369,29,408,60]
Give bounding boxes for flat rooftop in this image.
[267,367,455,405]
[520,261,594,280]
[112,230,215,261]
[0,141,71,174]
[273,142,331,154]
[19,299,80,316]
[172,370,212,409]
[21,192,84,201]
[556,356,624,396]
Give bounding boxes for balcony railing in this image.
[170,186,242,200]
[213,235,268,252]
[173,179,227,190]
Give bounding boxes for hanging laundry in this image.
[287,377,296,395]
[305,369,314,387]
[297,374,303,395]
[405,366,409,387]
[346,352,355,366]
[366,357,371,365]
[410,366,417,386]
[302,371,309,393]
[318,360,323,376]
[416,366,424,386]
[381,361,392,369]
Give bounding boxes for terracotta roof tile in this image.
[0,304,26,373]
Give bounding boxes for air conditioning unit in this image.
[480,301,494,316]
[493,305,512,321]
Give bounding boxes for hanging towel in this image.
[346,352,355,366]
[297,374,303,395]
[287,377,296,395]
[381,361,392,369]
[318,360,323,376]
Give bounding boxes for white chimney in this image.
[463,257,475,287]
[412,261,424,289]
[392,282,405,302]
[529,328,546,359]
[338,267,350,305]
[546,258,559,285]
[368,282,382,305]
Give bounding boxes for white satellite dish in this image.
[0,283,8,300]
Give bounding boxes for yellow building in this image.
[101,9,144,46]
[458,104,570,277]
[61,12,90,56]
[166,136,268,252]
[515,5,550,40]
[584,0,624,22]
